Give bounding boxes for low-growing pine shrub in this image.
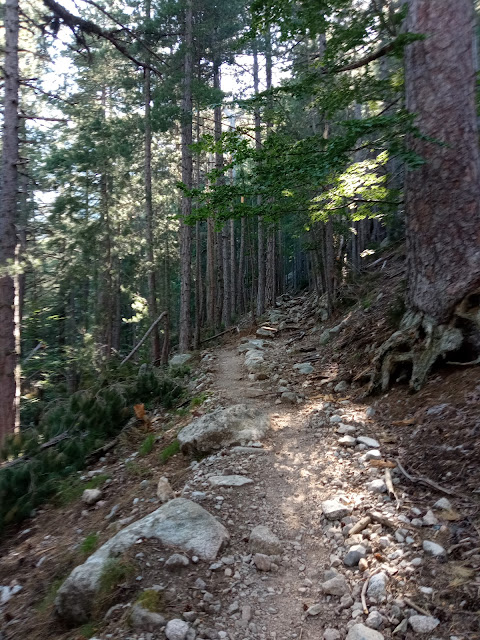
[0,366,184,532]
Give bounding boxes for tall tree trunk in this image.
[178,0,193,352]
[144,0,161,363]
[230,218,235,318]
[206,215,216,326]
[264,30,276,308]
[0,0,19,443]
[253,42,265,317]
[237,215,245,314]
[405,0,480,321]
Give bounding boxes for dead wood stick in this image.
[0,431,70,470]
[361,573,371,614]
[349,516,372,536]
[395,458,458,496]
[403,597,431,616]
[200,326,239,344]
[367,510,412,531]
[385,468,400,509]
[121,311,167,365]
[22,341,44,364]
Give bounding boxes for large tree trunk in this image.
[144,0,161,363]
[178,0,193,352]
[253,42,265,317]
[369,0,480,393]
[0,0,20,444]
[405,0,480,321]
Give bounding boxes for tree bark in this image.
[144,0,161,363]
[0,0,20,444]
[178,0,193,352]
[405,0,480,322]
[253,42,265,317]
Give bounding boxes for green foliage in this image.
[135,588,166,613]
[80,532,100,556]
[35,577,64,613]
[159,439,180,464]
[99,558,135,595]
[125,460,152,477]
[0,367,183,532]
[191,392,208,407]
[138,433,156,456]
[55,474,109,507]
[79,622,99,639]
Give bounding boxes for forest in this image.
[0,1,480,638]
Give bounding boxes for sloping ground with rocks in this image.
[1,256,480,640]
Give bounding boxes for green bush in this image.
[159,439,180,464]
[0,367,183,532]
[138,433,156,457]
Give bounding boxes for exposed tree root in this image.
[367,290,480,393]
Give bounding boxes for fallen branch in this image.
[367,510,412,531]
[200,326,239,344]
[403,597,431,616]
[22,341,44,364]
[395,458,458,496]
[121,311,167,365]
[385,467,400,509]
[1,431,69,470]
[349,516,372,536]
[361,575,370,615]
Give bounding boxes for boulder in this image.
[55,499,228,624]
[244,350,265,372]
[177,404,269,454]
[169,354,192,367]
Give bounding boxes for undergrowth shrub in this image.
[0,366,184,532]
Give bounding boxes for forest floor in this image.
[1,248,480,640]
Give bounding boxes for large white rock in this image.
[169,354,192,366]
[55,499,228,624]
[177,404,270,454]
[244,349,265,372]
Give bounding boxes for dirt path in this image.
[189,337,360,640]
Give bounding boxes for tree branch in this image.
[42,0,161,75]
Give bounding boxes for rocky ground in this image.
[1,260,480,640]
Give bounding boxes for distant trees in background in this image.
[0,0,479,443]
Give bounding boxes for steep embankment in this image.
[1,255,479,640]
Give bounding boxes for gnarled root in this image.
[366,289,480,393]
